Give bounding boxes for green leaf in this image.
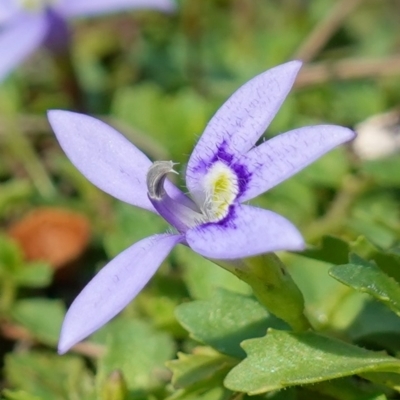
[13,261,52,288]
[329,254,400,316]
[286,255,366,331]
[302,235,350,265]
[4,352,95,400]
[166,348,236,389]
[347,299,400,343]
[323,235,400,283]
[11,298,65,346]
[166,386,232,400]
[176,246,251,300]
[2,390,42,400]
[0,234,22,275]
[0,180,32,217]
[100,370,128,400]
[368,249,400,284]
[362,155,400,187]
[165,351,235,399]
[348,218,396,250]
[308,378,389,400]
[256,176,316,227]
[135,274,188,338]
[361,371,400,392]
[224,329,400,395]
[175,289,288,359]
[0,236,52,289]
[348,193,399,249]
[297,147,350,188]
[345,297,400,356]
[94,318,175,391]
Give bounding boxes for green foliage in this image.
[297,147,351,188]
[330,254,400,317]
[0,235,52,317]
[103,201,168,257]
[165,349,235,400]
[93,318,175,393]
[175,289,288,359]
[167,348,236,389]
[4,352,95,400]
[361,155,400,187]
[112,85,213,162]
[0,235,52,289]
[224,329,400,395]
[2,390,43,400]
[2,1,400,399]
[176,245,251,300]
[11,299,65,346]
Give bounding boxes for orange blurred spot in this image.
[8,208,91,270]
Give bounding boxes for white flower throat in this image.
[147,160,239,232]
[202,161,239,221]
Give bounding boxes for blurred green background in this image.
[1,0,400,399]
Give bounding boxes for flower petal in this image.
[186,61,302,196]
[58,0,176,18]
[238,125,356,202]
[47,110,191,212]
[0,0,20,25]
[58,233,182,354]
[0,13,48,81]
[186,204,304,259]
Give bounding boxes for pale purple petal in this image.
[186,61,302,196]
[58,233,182,354]
[47,110,192,213]
[0,0,20,25]
[58,0,176,18]
[186,204,304,259]
[238,125,356,202]
[0,14,48,81]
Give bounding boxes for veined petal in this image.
[0,13,48,81]
[57,0,176,18]
[238,125,356,202]
[186,204,304,259]
[186,61,302,196]
[58,233,182,354]
[47,111,191,213]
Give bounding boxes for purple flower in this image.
[0,0,176,81]
[48,61,356,354]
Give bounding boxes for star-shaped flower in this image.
[48,61,356,354]
[0,0,176,81]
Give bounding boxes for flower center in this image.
[146,160,239,232]
[202,161,239,221]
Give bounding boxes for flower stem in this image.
[214,253,312,332]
